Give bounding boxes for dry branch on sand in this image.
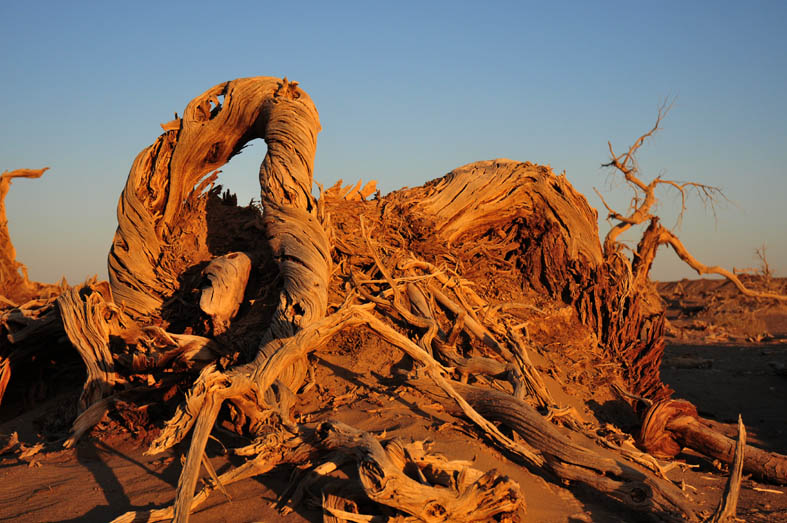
[2,77,787,522]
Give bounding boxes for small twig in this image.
[751,486,783,494]
[357,272,443,285]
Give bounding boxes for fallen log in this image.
[407,375,698,521]
[639,400,787,485]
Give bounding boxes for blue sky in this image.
[2,1,785,283]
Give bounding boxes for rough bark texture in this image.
[408,376,697,520]
[108,77,322,322]
[379,159,669,400]
[4,77,785,523]
[57,280,120,411]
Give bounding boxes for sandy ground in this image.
[2,279,787,522]
[661,342,787,522]
[0,348,598,522]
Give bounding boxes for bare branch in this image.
[659,228,787,302]
[709,415,746,522]
[653,178,727,229]
[599,101,677,253]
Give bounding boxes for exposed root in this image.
[4,79,783,523]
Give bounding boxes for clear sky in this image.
[2,1,785,283]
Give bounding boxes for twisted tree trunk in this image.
[107,77,329,521]
[108,77,324,322]
[6,77,786,523]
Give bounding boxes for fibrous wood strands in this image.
[3,77,787,522]
[108,77,324,324]
[109,75,697,520]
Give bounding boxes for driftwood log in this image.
[639,399,787,485]
[3,76,787,522]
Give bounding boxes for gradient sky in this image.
[2,1,785,284]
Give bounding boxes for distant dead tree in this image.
[0,168,63,305]
[755,244,773,280]
[595,102,787,303]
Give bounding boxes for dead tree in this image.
[4,79,787,522]
[0,168,61,305]
[81,78,699,521]
[596,102,787,303]
[0,168,68,405]
[595,104,787,492]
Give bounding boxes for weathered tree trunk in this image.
[112,77,330,522]
[56,280,120,411]
[9,77,786,523]
[374,159,669,400]
[108,77,323,322]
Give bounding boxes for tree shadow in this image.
[56,438,183,522]
[313,355,436,421]
[62,438,131,522]
[586,398,641,433]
